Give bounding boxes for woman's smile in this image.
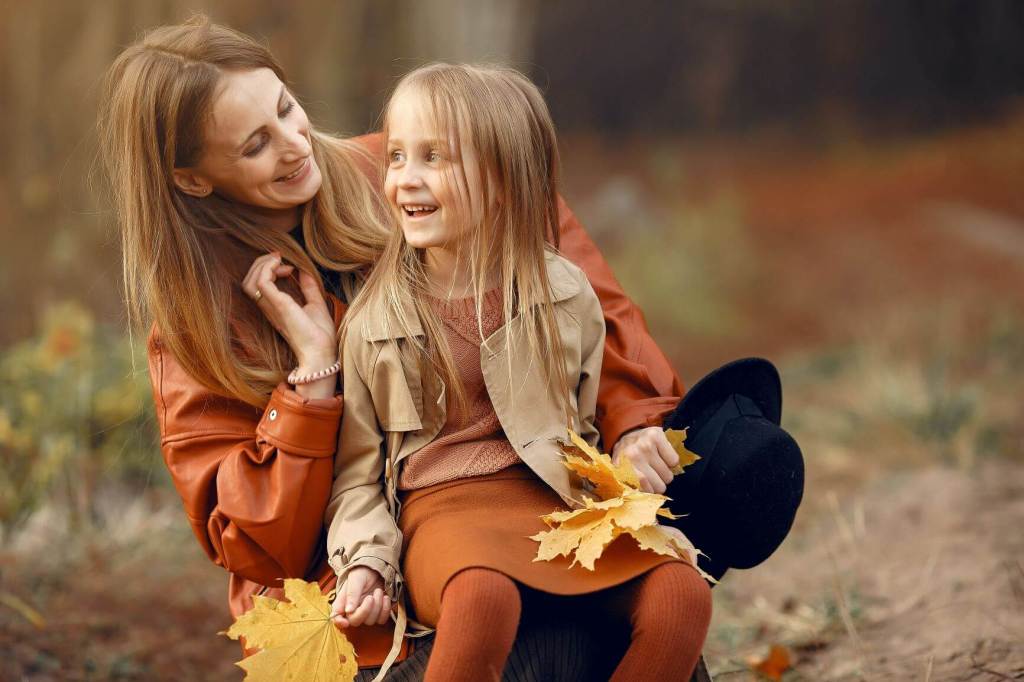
[275,156,312,184]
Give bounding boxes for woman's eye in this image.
[244,136,268,157]
[279,101,295,119]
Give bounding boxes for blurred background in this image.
[2,1,1023,680]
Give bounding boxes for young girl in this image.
[326,63,711,681]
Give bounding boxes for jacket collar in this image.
[363,250,581,342]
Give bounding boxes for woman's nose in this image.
[279,124,311,161]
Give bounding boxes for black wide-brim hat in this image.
[663,358,804,580]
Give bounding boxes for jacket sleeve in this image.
[148,329,342,588]
[554,196,685,449]
[323,334,403,599]
[349,132,684,448]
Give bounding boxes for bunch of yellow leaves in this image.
[531,429,714,582]
[222,578,358,682]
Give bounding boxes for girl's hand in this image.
[330,567,392,628]
[242,252,338,397]
[611,427,679,494]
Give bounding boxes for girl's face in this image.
[383,88,488,252]
[172,68,322,225]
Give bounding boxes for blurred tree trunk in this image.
[402,0,537,67]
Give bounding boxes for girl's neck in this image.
[423,246,497,299]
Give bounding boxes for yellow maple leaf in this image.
[222,578,358,682]
[664,428,701,475]
[560,428,640,498]
[533,429,711,576]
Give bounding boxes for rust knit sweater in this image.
[398,289,521,490]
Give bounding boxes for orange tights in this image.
[423,563,712,682]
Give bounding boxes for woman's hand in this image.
[330,567,392,628]
[242,252,338,398]
[611,427,679,494]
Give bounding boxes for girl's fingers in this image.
[347,594,376,627]
[377,596,392,625]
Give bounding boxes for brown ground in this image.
[3,113,1024,680]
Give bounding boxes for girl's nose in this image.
[398,164,424,188]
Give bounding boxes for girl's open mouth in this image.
[403,204,438,218]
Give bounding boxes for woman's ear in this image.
[172,168,213,197]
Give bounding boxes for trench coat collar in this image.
[363,249,581,342]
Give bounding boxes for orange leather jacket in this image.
[147,133,684,666]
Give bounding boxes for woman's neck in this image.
[237,203,303,233]
[423,246,497,298]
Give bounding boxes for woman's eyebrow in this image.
[237,85,287,150]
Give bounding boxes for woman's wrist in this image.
[290,353,340,399]
[294,373,338,400]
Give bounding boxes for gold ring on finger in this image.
[252,290,263,302]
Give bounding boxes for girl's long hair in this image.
[345,63,571,420]
[98,16,387,406]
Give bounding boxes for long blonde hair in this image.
[345,63,571,419]
[98,16,387,406]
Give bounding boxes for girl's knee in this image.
[634,563,712,630]
[442,568,521,619]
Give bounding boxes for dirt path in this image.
[706,461,1024,681]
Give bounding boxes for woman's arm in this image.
[148,329,341,587]
[554,196,684,449]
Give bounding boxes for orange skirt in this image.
[398,464,681,627]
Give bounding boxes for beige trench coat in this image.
[324,251,606,599]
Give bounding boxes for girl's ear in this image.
[172,168,213,197]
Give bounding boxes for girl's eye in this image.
[279,101,295,119]
[389,150,405,164]
[427,150,441,162]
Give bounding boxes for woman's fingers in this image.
[298,269,326,308]
[648,453,674,488]
[636,462,667,494]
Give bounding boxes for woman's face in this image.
[173,68,322,223]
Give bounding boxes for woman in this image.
[100,16,693,678]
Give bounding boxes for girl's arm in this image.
[148,330,341,588]
[324,333,403,601]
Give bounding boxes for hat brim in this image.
[666,357,782,433]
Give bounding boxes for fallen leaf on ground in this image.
[664,428,701,475]
[532,429,712,580]
[222,578,357,682]
[748,644,793,681]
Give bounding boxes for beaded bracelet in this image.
[287,360,341,386]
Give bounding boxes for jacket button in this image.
[268,409,278,421]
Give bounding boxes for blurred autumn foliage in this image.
[0,302,155,530]
[2,3,1024,680]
